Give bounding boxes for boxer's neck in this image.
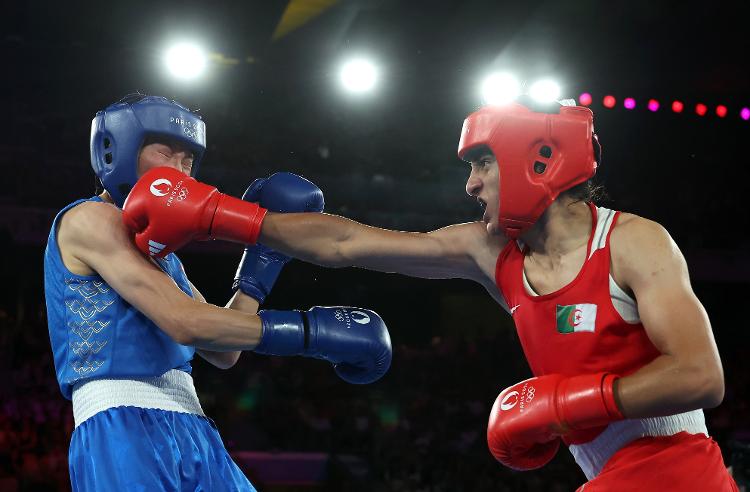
[521,199,592,260]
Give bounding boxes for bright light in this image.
[648,99,660,112]
[715,105,727,118]
[578,92,592,106]
[623,97,636,110]
[741,108,750,121]
[164,43,207,80]
[695,103,707,116]
[480,73,520,105]
[672,100,684,113]
[602,95,616,108]
[529,79,560,102]
[339,58,378,93]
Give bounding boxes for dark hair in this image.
[560,177,608,205]
[94,175,104,195]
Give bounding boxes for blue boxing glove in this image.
[232,173,324,303]
[255,307,392,384]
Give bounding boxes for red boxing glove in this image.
[487,372,623,471]
[122,167,267,258]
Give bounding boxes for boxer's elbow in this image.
[328,223,373,268]
[324,241,353,268]
[199,350,241,370]
[697,364,725,409]
[685,358,725,409]
[308,231,356,268]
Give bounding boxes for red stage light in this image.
[579,93,592,106]
[602,95,616,108]
[695,103,707,116]
[716,105,727,118]
[672,101,684,113]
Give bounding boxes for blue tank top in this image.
[44,196,195,400]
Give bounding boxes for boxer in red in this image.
[124,96,737,490]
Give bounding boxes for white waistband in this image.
[568,409,708,480]
[71,369,205,428]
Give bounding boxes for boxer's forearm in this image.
[614,353,724,418]
[227,290,260,312]
[196,292,260,368]
[259,212,362,267]
[177,300,264,351]
[259,212,483,280]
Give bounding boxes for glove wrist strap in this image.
[232,249,288,302]
[211,194,267,243]
[558,372,624,430]
[254,310,305,356]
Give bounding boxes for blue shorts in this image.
[69,406,256,492]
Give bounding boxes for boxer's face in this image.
[465,148,501,235]
[137,137,194,178]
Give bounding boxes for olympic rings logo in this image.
[183,126,198,139]
[335,310,345,322]
[526,386,536,403]
[176,187,189,201]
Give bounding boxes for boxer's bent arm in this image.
[610,216,724,417]
[59,201,263,350]
[260,212,488,281]
[189,281,247,369]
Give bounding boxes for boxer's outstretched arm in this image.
[260,212,497,282]
[610,215,725,417]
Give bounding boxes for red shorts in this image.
[576,432,738,492]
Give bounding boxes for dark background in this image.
[1,0,749,490]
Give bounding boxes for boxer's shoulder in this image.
[610,213,673,254]
[58,200,123,243]
[449,221,507,259]
[459,221,508,284]
[610,212,683,289]
[57,200,130,274]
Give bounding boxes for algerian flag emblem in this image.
[556,304,597,334]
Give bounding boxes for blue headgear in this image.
[90,94,207,207]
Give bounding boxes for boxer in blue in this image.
[43,94,392,491]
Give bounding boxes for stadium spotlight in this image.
[339,58,378,94]
[480,73,520,105]
[529,79,560,102]
[164,42,207,80]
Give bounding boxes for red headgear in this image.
[457,101,600,238]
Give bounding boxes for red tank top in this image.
[495,204,660,379]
